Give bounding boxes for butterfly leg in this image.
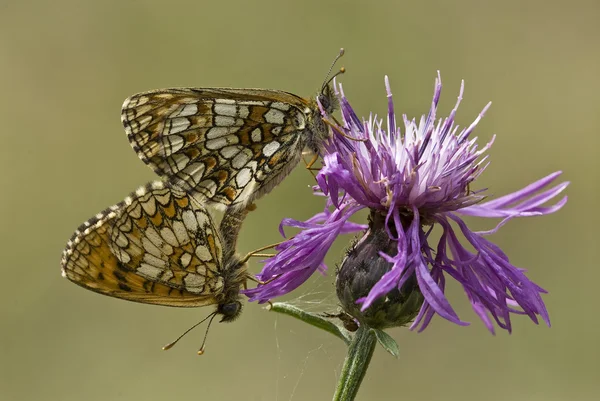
[247,253,275,258]
[246,274,280,286]
[323,118,367,142]
[304,152,319,169]
[239,239,290,265]
[302,153,320,182]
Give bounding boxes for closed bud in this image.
[336,211,424,329]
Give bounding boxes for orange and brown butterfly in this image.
[121,50,345,211]
[61,181,258,351]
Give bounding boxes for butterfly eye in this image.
[318,93,331,112]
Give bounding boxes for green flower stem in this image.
[332,325,376,401]
[268,302,352,345]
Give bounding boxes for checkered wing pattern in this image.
[122,88,315,210]
[61,181,225,307]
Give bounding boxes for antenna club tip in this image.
[162,343,175,351]
[340,67,346,73]
[197,348,205,356]
[339,48,345,56]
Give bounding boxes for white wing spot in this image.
[220,145,240,160]
[180,253,192,267]
[182,210,198,233]
[215,115,235,127]
[251,128,262,142]
[272,102,291,111]
[264,109,285,125]
[195,245,213,262]
[263,141,281,157]
[238,106,250,118]
[214,103,238,117]
[207,127,231,139]
[236,167,252,188]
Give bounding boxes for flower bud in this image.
[336,211,424,329]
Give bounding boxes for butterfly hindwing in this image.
[61,181,225,307]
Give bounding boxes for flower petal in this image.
[243,202,365,303]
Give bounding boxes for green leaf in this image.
[268,302,353,345]
[373,329,399,358]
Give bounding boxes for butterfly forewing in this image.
[61,181,227,307]
[122,88,323,210]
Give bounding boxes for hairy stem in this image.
[332,325,376,401]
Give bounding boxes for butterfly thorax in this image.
[304,101,330,154]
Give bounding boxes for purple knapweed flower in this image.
[244,73,568,333]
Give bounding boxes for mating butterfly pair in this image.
[61,51,345,346]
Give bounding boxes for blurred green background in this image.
[0,0,597,400]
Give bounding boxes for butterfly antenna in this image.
[162,311,217,351]
[197,312,219,355]
[322,48,346,92]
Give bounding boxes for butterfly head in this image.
[317,82,339,115]
[217,300,243,322]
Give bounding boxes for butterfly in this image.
[61,181,252,331]
[121,50,345,211]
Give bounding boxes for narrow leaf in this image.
[373,329,399,358]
